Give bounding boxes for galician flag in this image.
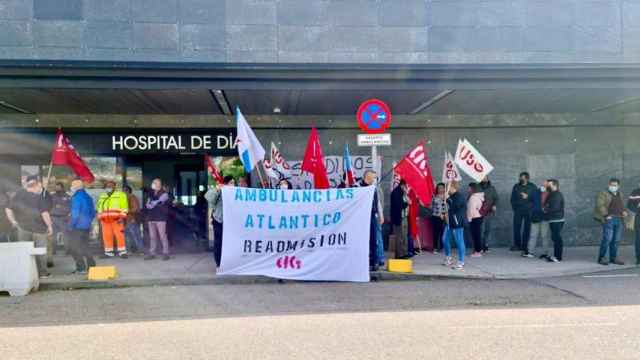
[235,106,265,173]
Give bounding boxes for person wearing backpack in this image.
[67,179,97,274]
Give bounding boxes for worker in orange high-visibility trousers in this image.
[96,180,129,258]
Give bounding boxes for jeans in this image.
[470,217,484,253]
[549,221,564,261]
[375,221,385,266]
[635,215,640,263]
[125,222,144,252]
[67,229,96,271]
[481,213,494,251]
[16,227,48,276]
[393,219,408,259]
[212,219,223,267]
[527,221,550,255]
[513,209,532,249]
[431,216,444,251]
[147,221,169,256]
[599,217,623,261]
[443,225,465,264]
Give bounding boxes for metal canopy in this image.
[1,61,640,115]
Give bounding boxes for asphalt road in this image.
[2,268,640,359]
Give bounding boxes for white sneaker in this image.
[548,256,560,263]
[452,262,464,270]
[443,257,453,266]
[521,253,535,258]
[471,252,483,258]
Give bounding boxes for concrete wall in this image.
[0,0,638,63]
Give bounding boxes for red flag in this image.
[205,154,224,184]
[393,141,435,206]
[301,128,330,189]
[51,130,95,183]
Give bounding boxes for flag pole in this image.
[255,161,267,189]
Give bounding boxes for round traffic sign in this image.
[356,99,392,134]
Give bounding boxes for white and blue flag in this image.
[235,107,266,173]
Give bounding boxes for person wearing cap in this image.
[96,180,128,258]
[67,179,97,274]
[5,175,54,278]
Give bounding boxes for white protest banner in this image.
[219,186,375,282]
[287,155,381,189]
[442,151,462,183]
[454,139,494,182]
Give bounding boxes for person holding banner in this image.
[205,175,236,267]
[442,181,467,270]
[510,172,537,252]
[360,170,383,271]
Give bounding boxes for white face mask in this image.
[540,186,546,192]
[609,185,619,193]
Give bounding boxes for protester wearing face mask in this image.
[144,178,170,261]
[96,180,129,258]
[594,178,627,265]
[67,179,97,274]
[510,172,537,252]
[278,179,292,190]
[205,175,236,267]
[523,180,550,259]
[628,182,640,266]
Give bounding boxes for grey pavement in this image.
[37,246,639,291]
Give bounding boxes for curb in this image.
[39,271,495,291]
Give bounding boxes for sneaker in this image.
[144,255,156,261]
[39,273,51,279]
[162,255,170,261]
[521,253,535,258]
[120,253,128,259]
[433,250,439,254]
[104,252,115,258]
[539,254,549,260]
[548,256,560,263]
[598,258,609,266]
[443,257,453,266]
[78,270,88,275]
[612,258,625,265]
[471,252,483,258]
[452,262,464,270]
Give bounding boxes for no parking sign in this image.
[356,99,392,134]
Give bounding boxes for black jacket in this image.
[510,182,537,212]
[446,192,467,229]
[543,191,565,222]
[390,187,408,226]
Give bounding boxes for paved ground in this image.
[37,246,638,291]
[3,269,640,359]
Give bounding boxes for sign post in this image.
[356,99,392,174]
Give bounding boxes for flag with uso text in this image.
[218,186,375,282]
[454,138,494,182]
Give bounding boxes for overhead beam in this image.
[410,90,455,114]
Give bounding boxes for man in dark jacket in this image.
[510,172,537,251]
[543,179,565,262]
[390,180,409,259]
[67,179,97,274]
[50,182,71,252]
[480,176,498,252]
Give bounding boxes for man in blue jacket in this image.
[67,179,97,274]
